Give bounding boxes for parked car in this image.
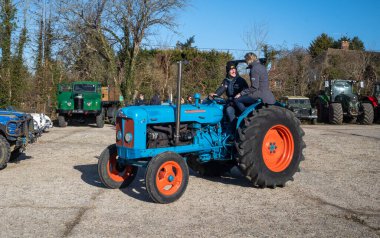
[280,96,317,124]
[30,113,53,133]
[1,106,51,138]
[0,109,34,169]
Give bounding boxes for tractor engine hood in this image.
[119,103,223,124]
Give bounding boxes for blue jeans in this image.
[225,106,236,122]
[235,95,258,113]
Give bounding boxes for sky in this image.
[148,0,380,59]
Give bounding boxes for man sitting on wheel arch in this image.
[234,52,276,112]
[209,61,248,122]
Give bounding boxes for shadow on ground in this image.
[189,167,253,188]
[9,151,33,164]
[74,163,252,203]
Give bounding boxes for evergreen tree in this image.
[350,36,365,51]
[0,0,16,106]
[176,35,195,50]
[11,19,28,106]
[332,36,365,51]
[308,33,334,58]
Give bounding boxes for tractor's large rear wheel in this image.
[145,152,189,203]
[329,103,343,124]
[358,103,374,125]
[98,144,138,189]
[0,135,11,170]
[187,156,235,176]
[235,106,305,188]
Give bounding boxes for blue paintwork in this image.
[120,103,223,124]
[235,100,263,129]
[115,97,282,167]
[0,109,31,150]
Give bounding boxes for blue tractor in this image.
[0,109,34,169]
[98,61,306,203]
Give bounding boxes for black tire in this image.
[0,135,11,170]
[316,99,328,123]
[234,106,305,188]
[58,115,67,127]
[96,113,104,128]
[187,156,235,176]
[145,152,189,204]
[311,118,317,125]
[358,103,374,125]
[329,103,343,125]
[98,144,138,189]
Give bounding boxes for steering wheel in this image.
[206,95,226,104]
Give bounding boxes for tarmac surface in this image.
[0,123,379,237]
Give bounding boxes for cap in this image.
[226,61,237,73]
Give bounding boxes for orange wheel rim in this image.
[262,125,294,172]
[156,161,183,196]
[107,153,133,182]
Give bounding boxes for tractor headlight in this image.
[116,130,122,141]
[124,133,133,143]
[67,101,72,106]
[86,101,92,106]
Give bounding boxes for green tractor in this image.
[315,79,374,125]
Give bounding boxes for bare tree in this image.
[104,0,186,100]
[242,22,269,57]
[55,0,117,86]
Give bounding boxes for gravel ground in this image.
[0,123,379,238]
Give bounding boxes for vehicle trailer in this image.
[98,61,306,203]
[0,110,34,169]
[315,79,374,124]
[57,82,123,128]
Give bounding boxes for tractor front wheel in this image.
[0,135,11,170]
[98,144,138,189]
[358,103,374,125]
[329,103,343,124]
[58,115,67,127]
[145,152,189,204]
[235,106,305,188]
[96,113,104,128]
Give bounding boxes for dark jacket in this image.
[241,61,275,104]
[215,76,248,100]
[150,94,161,105]
[135,98,145,106]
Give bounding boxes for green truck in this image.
[57,81,123,128]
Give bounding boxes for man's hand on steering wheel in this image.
[208,93,218,101]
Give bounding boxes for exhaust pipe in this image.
[174,61,183,145]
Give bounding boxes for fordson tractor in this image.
[315,79,374,124]
[98,61,305,203]
[0,109,34,169]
